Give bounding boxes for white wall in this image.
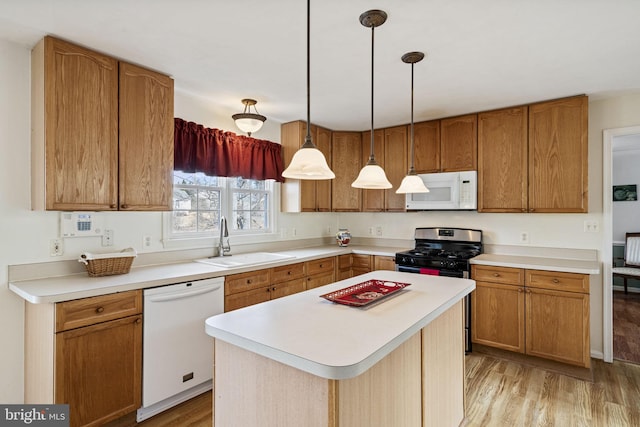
[2,34,640,403]
[612,149,640,242]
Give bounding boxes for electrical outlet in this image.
[102,229,114,246]
[50,239,63,256]
[143,235,151,248]
[292,228,297,237]
[369,227,374,236]
[326,226,331,235]
[519,231,529,244]
[584,220,599,233]
[375,225,383,236]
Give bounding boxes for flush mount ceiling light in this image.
[281,0,335,180]
[352,9,391,190]
[232,98,266,136]
[396,51,430,194]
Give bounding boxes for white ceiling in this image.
[1,0,640,131]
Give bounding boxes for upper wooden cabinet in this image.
[118,62,174,211]
[332,131,362,212]
[361,126,407,212]
[477,106,528,212]
[280,121,332,212]
[31,36,174,211]
[478,96,588,213]
[413,120,441,174]
[528,96,588,213]
[440,114,477,172]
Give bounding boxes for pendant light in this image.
[352,10,392,189]
[232,98,266,136]
[396,52,430,194]
[281,0,335,180]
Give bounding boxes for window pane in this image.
[197,211,219,232]
[174,171,197,185]
[233,211,250,230]
[198,188,221,210]
[251,193,266,210]
[233,191,251,210]
[173,188,195,210]
[250,211,266,229]
[172,211,197,233]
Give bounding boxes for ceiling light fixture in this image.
[232,98,266,136]
[352,9,391,190]
[281,0,335,180]
[396,52,430,194]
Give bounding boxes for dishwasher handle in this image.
[147,285,222,303]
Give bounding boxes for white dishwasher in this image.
[137,277,224,422]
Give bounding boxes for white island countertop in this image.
[205,270,474,380]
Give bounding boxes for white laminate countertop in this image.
[205,270,474,380]
[470,253,600,275]
[9,245,409,304]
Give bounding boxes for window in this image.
[170,171,275,239]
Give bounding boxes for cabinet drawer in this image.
[472,265,524,286]
[306,271,336,290]
[55,290,142,332]
[525,270,589,293]
[352,254,372,269]
[271,262,305,283]
[306,257,335,276]
[225,269,271,295]
[224,287,271,312]
[271,278,306,300]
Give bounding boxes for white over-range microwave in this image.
[405,171,477,211]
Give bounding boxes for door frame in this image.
[602,125,640,363]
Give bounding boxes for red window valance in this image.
[174,117,284,182]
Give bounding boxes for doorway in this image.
[603,126,640,364]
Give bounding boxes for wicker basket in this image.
[78,248,137,277]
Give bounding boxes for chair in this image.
[612,232,640,294]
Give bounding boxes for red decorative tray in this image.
[320,280,411,307]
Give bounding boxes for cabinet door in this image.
[55,315,142,427]
[118,62,174,211]
[440,114,477,172]
[361,129,385,212]
[471,282,525,353]
[413,120,440,174]
[525,287,590,367]
[528,96,588,213]
[39,36,119,211]
[384,126,408,211]
[352,254,372,276]
[373,256,396,271]
[477,107,528,212]
[315,126,333,211]
[332,132,362,211]
[270,279,306,300]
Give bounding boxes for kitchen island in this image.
[205,270,475,427]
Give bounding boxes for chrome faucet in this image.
[218,216,231,256]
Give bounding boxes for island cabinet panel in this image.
[440,114,477,172]
[413,120,441,174]
[477,106,528,212]
[528,95,588,213]
[423,300,465,427]
[212,300,465,427]
[331,131,362,211]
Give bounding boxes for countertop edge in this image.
[470,254,600,275]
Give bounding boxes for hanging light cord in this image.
[408,61,416,174]
[301,0,314,149]
[366,24,377,166]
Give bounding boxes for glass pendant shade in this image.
[396,174,429,193]
[282,146,335,179]
[232,99,266,136]
[351,163,392,189]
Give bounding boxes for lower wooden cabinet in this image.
[305,257,336,290]
[25,290,143,427]
[352,254,372,277]
[471,265,590,368]
[374,255,396,271]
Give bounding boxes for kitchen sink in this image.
[194,252,296,268]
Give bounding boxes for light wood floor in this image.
[138,353,640,427]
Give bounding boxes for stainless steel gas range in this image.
[395,227,482,353]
